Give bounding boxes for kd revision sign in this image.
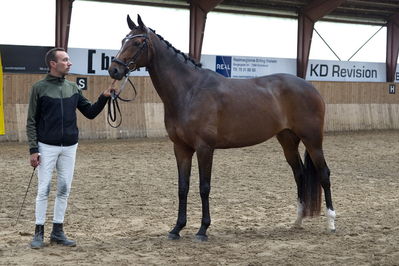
[306,60,385,82]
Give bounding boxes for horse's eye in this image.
[133,41,140,47]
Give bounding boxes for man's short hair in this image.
[45,47,65,68]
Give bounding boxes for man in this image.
[26,47,116,249]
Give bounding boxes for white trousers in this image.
[35,142,78,225]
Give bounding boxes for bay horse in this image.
[108,15,336,241]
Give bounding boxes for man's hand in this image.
[30,153,40,168]
[103,80,118,97]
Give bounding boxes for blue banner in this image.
[215,56,232,77]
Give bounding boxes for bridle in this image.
[107,33,149,128]
[112,33,149,74]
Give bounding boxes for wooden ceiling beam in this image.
[188,0,224,62]
[56,0,74,51]
[386,13,399,82]
[297,0,346,78]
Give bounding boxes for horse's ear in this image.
[127,15,136,30]
[137,14,145,30]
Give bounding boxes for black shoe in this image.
[30,224,45,249]
[50,223,76,247]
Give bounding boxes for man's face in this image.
[51,51,72,75]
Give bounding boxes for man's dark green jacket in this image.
[27,74,109,154]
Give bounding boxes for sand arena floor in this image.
[1,130,398,265]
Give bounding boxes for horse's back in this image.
[254,73,324,114]
[255,73,322,101]
[255,73,326,139]
[223,73,325,140]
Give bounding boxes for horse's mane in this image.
[149,28,202,68]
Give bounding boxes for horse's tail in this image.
[300,150,322,217]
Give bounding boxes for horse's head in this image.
[109,15,151,80]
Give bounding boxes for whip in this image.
[15,166,36,226]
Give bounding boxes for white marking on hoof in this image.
[326,208,336,232]
[294,200,304,227]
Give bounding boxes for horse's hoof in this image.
[293,222,303,229]
[292,224,304,230]
[168,233,180,240]
[195,234,208,242]
[328,228,336,233]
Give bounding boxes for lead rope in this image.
[107,72,137,128]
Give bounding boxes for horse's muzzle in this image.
[108,65,125,80]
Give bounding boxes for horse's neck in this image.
[148,38,200,114]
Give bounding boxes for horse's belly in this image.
[215,122,279,149]
[212,104,284,148]
[215,138,271,149]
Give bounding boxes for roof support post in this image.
[297,0,345,78]
[188,0,224,62]
[386,14,399,82]
[297,14,315,78]
[56,0,74,51]
[189,3,207,62]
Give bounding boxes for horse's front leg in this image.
[168,143,194,240]
[195,145,214,241]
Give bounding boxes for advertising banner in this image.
[68,48,148,76]
[0,44,398,83]
[0,45,50,73]
[201,55,296,78]
[306,59,386,82]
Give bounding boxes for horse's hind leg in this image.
[276,129,306,227]
[169,143,194,240]
[302,136,336,232]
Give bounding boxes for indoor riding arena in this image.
[1,0,399,265]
